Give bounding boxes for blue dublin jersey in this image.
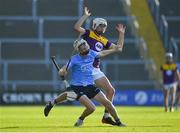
[68,49,99,86]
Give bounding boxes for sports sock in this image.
[50,99,57,106]
[104,113,110,118]
[103,110,110,118]
[79,116,85,121]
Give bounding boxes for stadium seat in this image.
[43,20,77,38]
[84,0,127,16]
[0,63,3,80]
[50,42,74,60]
[0,20,38,38]
[2,42,44,60]
[37,0,78,16]
[8,64,52,80]
[103,42,140,60]
[167,21,180,38]
[103,20,135,38]
[106,64,150,81]
[0,0,32,16]
[159,0,180,16]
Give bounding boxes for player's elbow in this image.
[117,48,123,52]
[73,25,78,31]
[73,25,80,32]
[117,45,123,52]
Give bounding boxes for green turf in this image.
[0,106,180,132]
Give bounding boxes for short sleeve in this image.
[91,50,100,59]
[82,29,90,39]
[104,41,112,49]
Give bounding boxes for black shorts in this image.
[71,85,100,100]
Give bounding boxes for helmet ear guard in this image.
[92,18,107,30]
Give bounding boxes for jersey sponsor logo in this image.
[95,42,103,52]
[166,70,173,76]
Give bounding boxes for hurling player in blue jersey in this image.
[74,7,126,125]
[44,39,125,127]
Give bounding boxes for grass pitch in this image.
[0,106,180,132]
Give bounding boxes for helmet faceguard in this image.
[73,39,88,52]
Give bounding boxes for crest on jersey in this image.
[95,42,103,52]
[166,70,173,76]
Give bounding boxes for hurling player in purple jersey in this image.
[74,7,126,125]
[160,53,180,112]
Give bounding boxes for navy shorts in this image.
[71,85,100,100]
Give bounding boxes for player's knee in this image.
[106,87,115,96]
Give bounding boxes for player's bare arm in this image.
[175,69,180,82]
[74,7,91,34]
[109,24,126,51]
[98,46,121,57]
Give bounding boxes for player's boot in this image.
[114,120,126,127]
[170,107,174,112]
[74,119,83,127]
[44,101,53,117]
[164,107,169,112]
[102,117,116,125]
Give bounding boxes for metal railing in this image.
[148,0,180,60]
[0,58,154,91]
[169,38,180,62]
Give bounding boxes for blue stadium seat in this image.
[0,20,38,38]
[0,0,32,16]
[2,42,44,60]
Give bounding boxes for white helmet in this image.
[73,39,88,51]
[165,52,173,58]
[165,52,173,62]
[92,18,107,30]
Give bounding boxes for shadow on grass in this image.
[0,126,20,129]
[1,124,175,130]
[129,125,173,127]
[0,125,113,130]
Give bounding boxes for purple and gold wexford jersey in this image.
[82,29,112,68]
[160,63,177,84]
[82,29,112,52]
